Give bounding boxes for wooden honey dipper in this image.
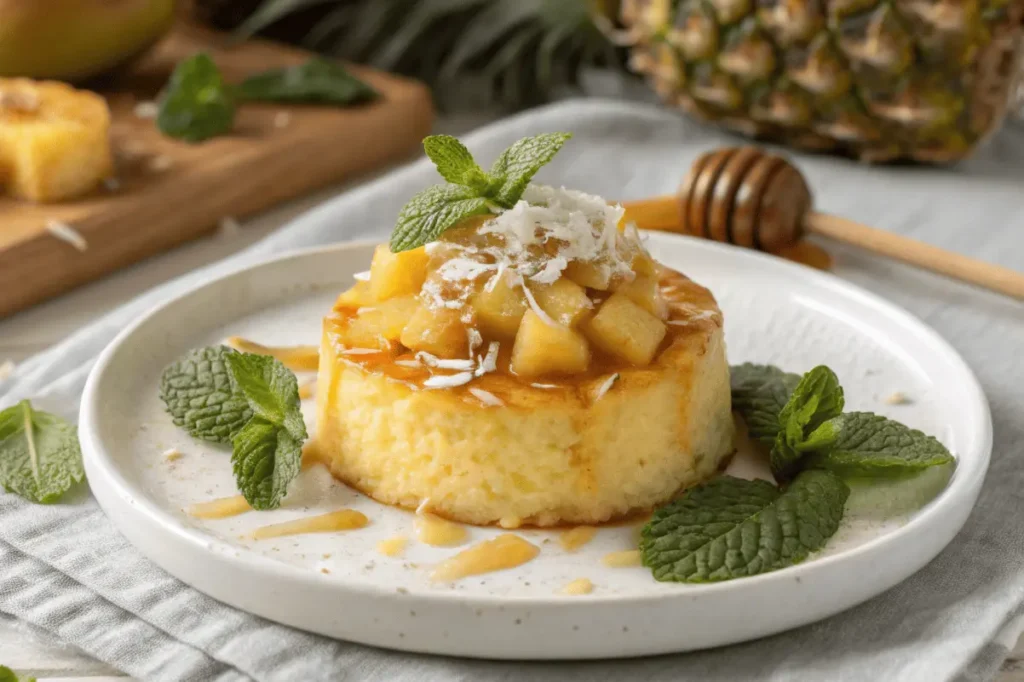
[621,146,1024,300]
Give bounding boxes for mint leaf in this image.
[0,401,84,504]
[422,135,489,192]
[771,366,844,481]
[157,53,235,143]
[808,411,955,477]
[237,58,378,105]
[488,132,572,207]
[641,470,849,582]
[389,184,492,252]
[224,353,307,442]
[730,363,801,445]
[231,417,302,510]
[160,346,252,444]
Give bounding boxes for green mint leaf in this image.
[160,346,252,444]
[488,132,572,207]
[157,53,236,143]
[422,135,489,191]
[641,470,849,583]
[771,366,845,481]
[389,184,492,252]
[807,411,956,477]
[237,57,378,105]
[0,401,84,504]
[224,353,307,442]
[230,417,302,510]
[730,363,801,445]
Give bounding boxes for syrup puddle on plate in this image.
[187,495,251,519]
[377,535,408,557]
[561,577,593,595]
[559,526,596,552]
[415,513,468,547]
[225,336,320,372]
[431,534,539,582]
[602,550,642,567]
[252,509,368,540]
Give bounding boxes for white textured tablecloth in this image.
[1,100,1023,682]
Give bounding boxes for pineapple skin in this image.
[0,78,113,201]
[620,0,1024,163]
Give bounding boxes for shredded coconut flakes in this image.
[0,360,14,381]
[342,347,382,355]
[416,352,476,371]
[353,270,371,282]
[423,372,474,389]
[134,100,159,119]
[594,374,620,401]
[469,388,504,406]
[45,220,88,251]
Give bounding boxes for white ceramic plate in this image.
[79,233,991,660]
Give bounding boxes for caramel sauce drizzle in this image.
[602,550,642,567]
[377,536,408,557]
[251,509,368,540]
[431,534,539,582]
[225,336,320,372]
[559,526,597,552]
[561,577,594,595]
[415,512,468,547]
[187,495,251,519]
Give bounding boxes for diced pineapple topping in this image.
[370,245,429,300]
[400,305,470,358]
[471,272,527,340]
[511,310,590,377]
[532,278,591,327]
[584,293,667,366]
[334,185,681,379]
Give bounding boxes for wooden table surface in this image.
[0,112,1021,681]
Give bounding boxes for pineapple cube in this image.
[353,295,419,341]
[470,273,527,340]
[532,278,592,327]
[400,305,469,358]
[370,244,429,300]
[334,281,376,308]
[631,252,658,277]
[584,293,667,366]
[0,79,113,202]
[564,260,612,290]
[511,310,590,377]
[616,275,668,319]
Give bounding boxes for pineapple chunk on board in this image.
[400,305,469,358]
[511,310,590,378]
[584,293,667,366]
[370,244,430,300]
[471,272,528,340]
[532,278,592,327]
[0,78,113,202]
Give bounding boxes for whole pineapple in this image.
[617,0,1024,162]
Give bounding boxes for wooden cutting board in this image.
[0,23,434,318]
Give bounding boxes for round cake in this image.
[313,185,734,527]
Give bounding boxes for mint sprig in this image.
[157,53,236,143]
[0,401,84,504]
[389,132,572,252]
[806,412,955,476]
[160,346,252,444]
[162,346,307,510]
[731,363,801,445]
[771,366,844,481]
[641,470,849,583]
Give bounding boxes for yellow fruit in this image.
[358,296,420,341]
[0,0,175,81]
[532,278,592,327]
[370,244,430,300]
[584,293,667,366]
[564,260,612,290]
[400,305,469,358]
[470,272,527,340]
[511,310,590,378]
[0,78,112,202]
[616,274,668,319]
[334,281,376,308]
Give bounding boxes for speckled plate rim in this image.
[79,234,992,659]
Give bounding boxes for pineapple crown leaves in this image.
[389,132,571,252]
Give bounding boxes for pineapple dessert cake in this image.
[313,133,734,527]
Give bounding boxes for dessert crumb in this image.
[274,111,291,128]
[148,155,174,172]
[883,391,912,405]
[163,448,184,462]
[0,359,14,381]
[320,567,330,574]
[322,553,332,559]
